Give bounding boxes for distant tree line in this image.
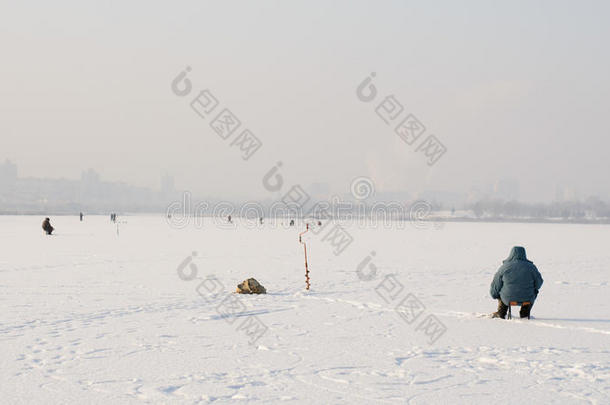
[466,197,610,219]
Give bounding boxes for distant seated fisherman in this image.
[490,246,543,319]
[42,217,54,235]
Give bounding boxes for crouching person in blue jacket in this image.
[490,246,543,319]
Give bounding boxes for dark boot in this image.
[491,299,508,319]
[520,303,533,318]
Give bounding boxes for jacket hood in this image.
[503,246,531,263]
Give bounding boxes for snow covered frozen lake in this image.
[1,215,609,404]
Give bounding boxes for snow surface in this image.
[1,215,609,404]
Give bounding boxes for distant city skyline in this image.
[1,158,605,213]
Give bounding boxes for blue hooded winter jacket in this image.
[490,247,543,305]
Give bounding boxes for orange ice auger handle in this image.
[299,223,310,290]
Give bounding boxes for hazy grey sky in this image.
[2,0,609,202]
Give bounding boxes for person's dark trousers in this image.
[520,302,533,318]
[492,299,508,319]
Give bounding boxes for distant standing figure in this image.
[42,218,54,235]
[259,217,263,225]
[79,212,83,221]
[228,215,232,223]
[490,246,544,319]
